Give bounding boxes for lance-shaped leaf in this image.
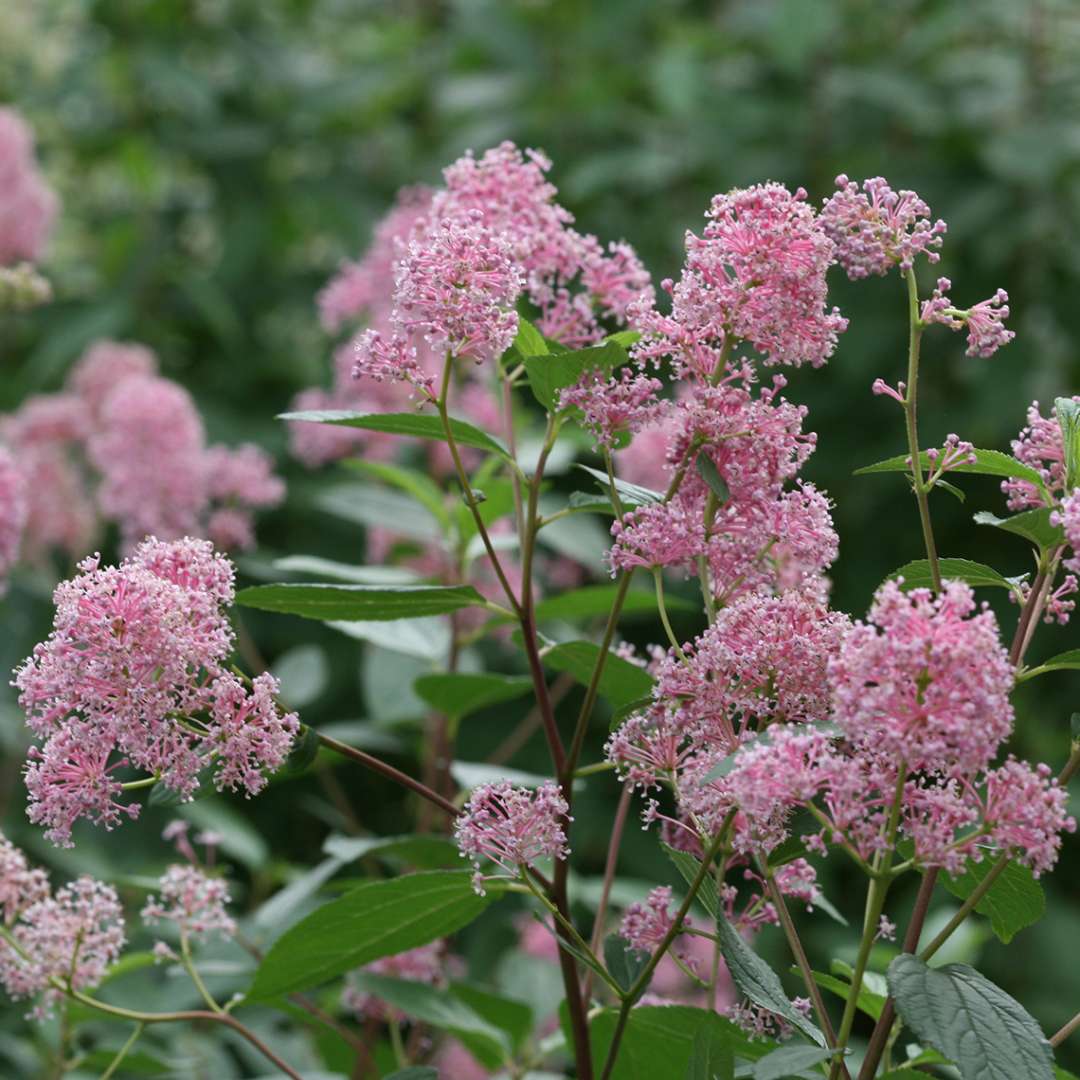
[887,557,1019,592]
[247,871,492,1001]
[540,639,656,709]
[278,409,512,461]
[236,582,487,621]
[974,508,1064,553]
[888,955,1054,1080]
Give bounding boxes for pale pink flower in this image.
[829,580,1014,777]
[66,340,158,415]
[1056,489,1080,576]
[608,497,706,574]
[1002,398,1074,510]
[0,874,124,1016]
[920,277,1014,358]
[620,885,684,953]
[0,108,58,266]
[351,327,438,398]
[201,443,285,551]
[142,864,236,943]
[89,374,207,550]
[606,704,694,790]
[0,835,49,926]
[454,780,570,893]
[820,175,946,279]
[876,916,897,943]
[559,368,664,448]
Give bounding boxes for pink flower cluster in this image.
[1003,398,1075,511]
[142,864,236,956]
[920,277,1015,358]
[0,339,284,562]
[633,183,846,376]
[0,835,124,1017]
[0,108,58,266]
[454,780,570,893]
[559,368,665,449]
[819,175,946,278]
[13,537,299,845]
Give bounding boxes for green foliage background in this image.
[3,0,1080,1074]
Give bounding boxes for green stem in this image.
[99,1022,144,1080]
[119,775,158,792]
[652,568,686,661]
[902,266,941,593]
[180,932,223,1014]
[918,855,1008,963]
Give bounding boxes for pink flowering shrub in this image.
[6,140,1080,1080]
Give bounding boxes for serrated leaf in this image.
[973,507,1064,552]
[247,871,492,1000]
[541,639,656,709]
[888,557,1018,592]
[412,672,533,722]
[752,1044,835,1080]
[716,913,825,1046]
[236,582,486,621]
[696,454,730,503]
[525,339,628,411]
[278,409,512,461]
[604,934,652,992]
[939,858,1045,944]
[663,843,720,919]
[687,1022,735,1080]
[887,955,1054,1080]
[346,973,509,1068]
[855,448,1048,494]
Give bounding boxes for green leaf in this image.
[329,616,450,661]
[939,859,1045,944]
[752,1044,835,1080]
[577,465,664,507]
[1057,398,1080,490]
[696,454,731,503]
[524,338,628,410]
[412,672,533,722]
[887,955,1054,1080]
[271,555,421,585]
[716,913,825,1046]
[315,482,441,541]
[805,968,884,1021]
[686,1022,735,1080]
[610,695,654,730]
[342,458,451,529]
[272,645,329,709]
[384,1069,439,1080]
[663,843,720,919]
[247,871,492,1000]
[604,934,652,992]
[587,1006,772,1079]
[282,722,321,775]
[855,447,1048,494]
[1026,648,1080,677]
[345,973,509,1068]
[528,583,692,622]
[541,639,656,709]
[973,508,1064,552]
[451,982,533,1053]
[236,582,487,621]
[888,557,1018,591]
[278,409,512,461]
[506,316,549,361]
[322,833,459,870]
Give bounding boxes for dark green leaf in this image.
[716,913,825,1046]
[541,639,656,709]
[696,454,730,503]
[687,1022,735,1080]
[345,973,509,1068]
[247,871,492,1000]
[508,317,549,360]
[282,723,320,775]
[236,582,486,621]
[322,833,459,870]
[855,448,1048,494]
[1025,648,1080,678]
[663,843,720,919]
[805,968,884,1021]
[529,583,692,622]
[752,1044,835,1080]
[610,695,654,730]
[412,672,533,722]
[524,338,627,410]
[604,934,652,992]
[887,955,1054,1080]
[974,508,1064,552]
[278,409,511,461]
[940,858,1045,944]
[587,1006,774,1079]
[888,557,1018,592]
[451,982,533,1053]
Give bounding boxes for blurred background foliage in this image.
[4,0,1080,1074]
